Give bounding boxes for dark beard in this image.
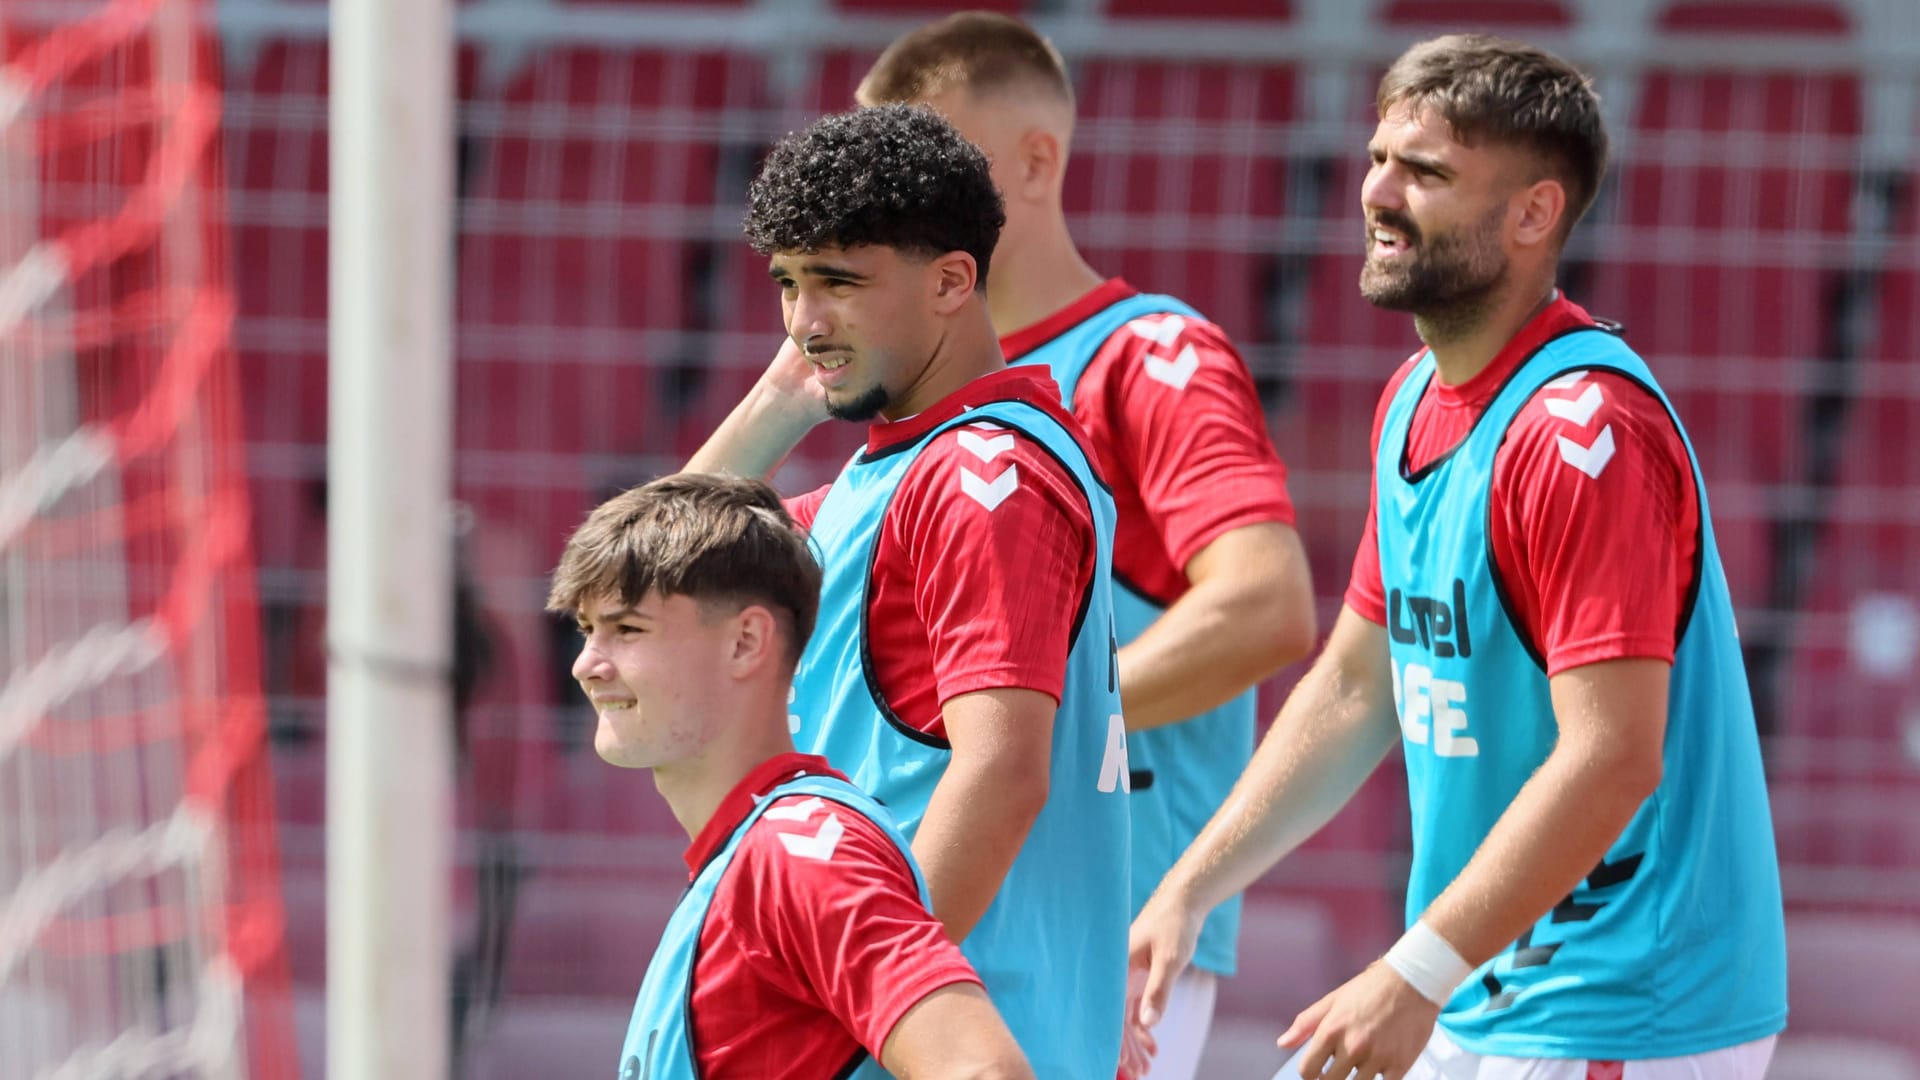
[1359,202,1507,337]
[826,382,891,423]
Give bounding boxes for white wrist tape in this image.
[1383,920,1472,1007]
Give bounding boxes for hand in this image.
[1127,887,1204,1034]
[1118,964,1158,1078]
[759,335,831,428]
[1278,961,1440,1080]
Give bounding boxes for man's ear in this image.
[728,604,781,679]
[930,251,979,312]
[1012,125,1064,200]
[1513,176,1568,250]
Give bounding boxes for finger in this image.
[1137,942,1179,1030]
[1277,993,1332,1049]
[1291,1031,1336,1080]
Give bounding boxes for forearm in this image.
[1119,578,1313,732]
[1419,745,1654,968]
[911,758,1042,942]
[1160,629,1397,913]
[682,380,819,478]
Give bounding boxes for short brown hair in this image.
[547,474,821,666]
[859,11,1072,109]
[1379,34,1609,236]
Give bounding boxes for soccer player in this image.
[684,105,1131,1079]
[1128,34,1787,1080]
[550,473,1034,1080]
[856,18,1318,1076]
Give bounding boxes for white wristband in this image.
[1382,920,1472,1007]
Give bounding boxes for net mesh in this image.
[0,1,293,1076]
[212,0,1920,1071]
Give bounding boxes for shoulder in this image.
[897,419,1092,522]
[732,793,913,888]
[1504,369,1687,481]
[1369,351,1428,441]
[1085,309,1247,395]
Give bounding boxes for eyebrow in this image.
[1372,143,1452,177]
[580,605,645,625]
[767,261,871,283]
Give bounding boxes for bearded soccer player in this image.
[856,18,1317,1076]
[683,105,1131,1079]
[551,474,1032,1080]
[1128,34,1786,1080]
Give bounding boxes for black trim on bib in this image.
[831,1050,872,1079]
[1115,569,1174,612]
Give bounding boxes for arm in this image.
[880,983,1036,1080]
[912,688,1054,942]
[683,337,827,477]
[1119,522,1317,731]
[1131,605,1400,1022]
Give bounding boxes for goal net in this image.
[0,1,293,1076]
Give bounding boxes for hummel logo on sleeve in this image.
[1543,383,1604,427]
[777,813,846,861]
[1128,314,1200,390]
[958,429,1016,463]
[960,464,1020,511]
[1556,425,1616,479]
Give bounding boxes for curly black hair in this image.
[744,104,1005,289]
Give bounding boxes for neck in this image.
[987,208,1106,336]
[652,690,798,841]
[882,302,1008,419]
[1421,277,1558,387]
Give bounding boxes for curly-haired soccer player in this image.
[683,104,1132,1080]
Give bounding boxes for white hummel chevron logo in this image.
[958,430,1016,463]
[1543,383,1604,427]
[777,813,845,861]
[1556,424,1616,478]
[1129,314,1186,348]
[1544,369,1589,391]
[763,796,824,823]
[1145,344,1200,390]
[1130,315,1200,390]
[960,464,1019,511]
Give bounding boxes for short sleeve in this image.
[724,797,982,1056]
[894,422,1098,708]
[1082,313,1296,570]
[1490,372,1698,674]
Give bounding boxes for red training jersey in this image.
[1345,293,1701,675]
[786,367,1099,738]
[688,753,981,1077]
[1002,279,1297,605]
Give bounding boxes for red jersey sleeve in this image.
[1078,312,1296,569]
[1490,372,1699,674]
[1344,357,1422,626]
[892,422,1098,707]
[725,795,981,1059]
[784,483,831,532]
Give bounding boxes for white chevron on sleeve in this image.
[1144,343,1200,390]
[762,796,824,822]
[960,464,1020,511]
[1555,424,1616,478]
[958,430,1017,463]
[1543,383,1604,427]
[1543,369,1590,391]
[1128,314,1186,348]
[777,813,846,861]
